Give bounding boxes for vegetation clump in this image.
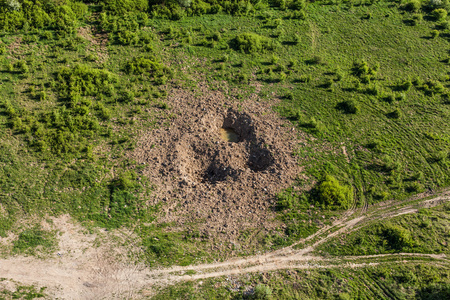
[230,33,278,54]
[124,56,173,84]
[56,64,118,100]
[13,226,55,255]
[316,175,353,210]
[336,99,359,114]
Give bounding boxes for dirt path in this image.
[0,190,449,299]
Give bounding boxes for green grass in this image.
[0,279,46,300]
[152,263,450,299]
[318,202,450,256]
[150,1,449,208]
[12,226,56,256]
[0,0,449,267]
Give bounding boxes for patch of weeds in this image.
[336,99,359,114]
[0,283,47,300]
[124,56,173,84]
[13,226,56,256]
[230,32,279,54]
[319,203,450,256]
[313,175,354,210]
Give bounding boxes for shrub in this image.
[56,64,117,99]
[13,226,54,255]
[117,30,140,45]
[422,79,445,95]
[289,0,306,10]
[365,84,380,96]
[429,150,448,162]
[322,78,334,89]
[432,8,448,20]
[387,108,402,119]
[298,74,311,83]
[402,0,422,12]
[4,0,21,12]
[337,99,359,114]
[289,10,306,19]
[14,60,29,74]
[306,55,323,65]
[102,0,148,14]
[124,57,173,83]
[406,181,425,193]
[230,33,278,54]
[300,116,326,135]
[351,60,378,78]
[380,223,414,250]
[396,79,412,91]
[316,175,353,210]
[431,29,440,38]
[251,284,273,300]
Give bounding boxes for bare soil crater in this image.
[132,83,304,240]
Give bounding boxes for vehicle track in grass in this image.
[0,189,449,299]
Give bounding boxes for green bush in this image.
[402,0,422,12]
[0,1,86,32]
[124,57,173,83]
[289,0,306,10]
[316,175,353,210]
[56,64,117,99]
[422,79,445,95]
[13,226,55,255]
[351,60,378,78]
[251,284,273,300]
[230,32,278,54]
[337,99,359,114]
[381,223,414,250]
[102,0,149,14]
[431,29,440,38]
[13,60,29,74]
[432,8,448,20]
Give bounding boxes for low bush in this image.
[230,33,278,54]
[381,223,414,250]
[124,57,173,83]
[315,175,353,210]
[431,29,440,38]
[421,79,445,95]
[432,8,448,21]
[351,60,379,78]
[336,99,359,114]
[102,0,148,14]
[56,64,117,99]
[402,0,421,12]
[13,226,55,255]
[251,284,273,300]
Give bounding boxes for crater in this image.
[132,85,302,241]
[220,127,240,143]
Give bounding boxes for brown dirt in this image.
[132,83,303,240]
[77,26,109,63]
[0,191,449,299]
[0,214,147,299]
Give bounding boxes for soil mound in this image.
[132,84,303,239]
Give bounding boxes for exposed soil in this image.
[132,83,303,240]
[0,190,448,299]
[0,214,147,300]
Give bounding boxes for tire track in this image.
[0,189,448,299]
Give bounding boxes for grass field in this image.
[0,0,449,298]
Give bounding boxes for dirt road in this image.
[0,189,449,299]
